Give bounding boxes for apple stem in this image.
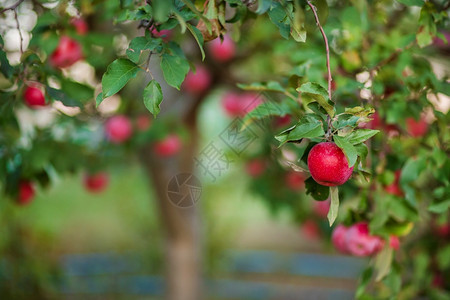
[306,1,333,139]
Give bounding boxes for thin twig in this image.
[0,0,25,14]
[306,1,332,101]
[144,52,154,79]
[13,9,23,54]
[306,1,333,139]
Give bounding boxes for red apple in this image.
[50,36,83,68]
[209,35,236,62]
[136,115,152,131]
[105,115,133,144]
[182,65,211,94]
[71,18,88,35]
[406,117,428,138]
[23,86,46,107]
[17,181,35,205]
[385,170,403,197]
[245,159,266,178]
[332,224,349,254]
[313,200,330,218]
[307,142,354,186]
[151,28,172,42]
[221,92,262,117]
[83,172,109,193]
[301,219,320,240]
[286,171,305,191]
[345,222,383,257]
[433,273,444,288]
[154,134,182,157]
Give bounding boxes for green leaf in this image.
[346,129,379,145]
[275,118,324,145]
[396,0,424,6]
[186,24,205,61]
[333,135,357,167]
[268,2,290,39]
[256,0,273,14]
[356,267,373,298]
[297,82,334,117]
[61,79,94,102]
[327,186,339,226]
[305,176,330,201]
[46,87,82,107]
[437,245,450,269]
[242,101,290,129]
[344,106,375,117]
[96,93,103,107]
[143,80,163,118]
[101,59,140,103]
[126,36,160,63]
[428,200,450,213]
[374,245,394,281]
[160,53,190,90]
[0,50,13,78]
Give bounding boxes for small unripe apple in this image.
[71,18,88,35]
[301,219,320,240]
[105,115,133,144]
[345,222,383,257]
[406,117,428,138]
[17,181,35,205]
[23,86,46,107]
[182,65,211,94]
[209,35,236,62]
[245,159,266,178]
[50,36,83,68]
[307,142,354,186]
[313,200,330,218]
[332,224,349,254]
[83,172,109,193]
[285,171,305,191]
[136,115,152,131]
[385,170,403,197]
[154,134,182,157]
[151,28,172,42]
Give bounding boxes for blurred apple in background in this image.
[313,200,330,218]
[71,18,88,35]
[83,172,109,193]
[17,181,35,205]
[345,222,383,257]
[105,115,133,144]
[154,134,182,157]
[384,170,403,197]
[274,115,292,128]
[285,171,305,191]
[301,219,320,240]
[50,36,83,68]
[245,159,266,178]
[332,224,349,254]
[23,85,46,108]
[406,117,428,137]
[221,92,262,117]
[136,115,152,131]
[182,65,211,95]
[208,35,235,62]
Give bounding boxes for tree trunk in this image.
[139,125,202,300]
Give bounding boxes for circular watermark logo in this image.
[167,173,202,208]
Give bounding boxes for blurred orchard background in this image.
[0,0,449,299]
